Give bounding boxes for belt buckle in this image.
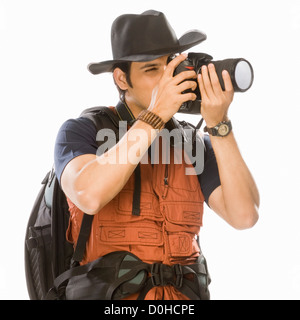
[151,263,161,287]
[173,264,183,288]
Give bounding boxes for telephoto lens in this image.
[173,52,254,114]
[212,58,254,92]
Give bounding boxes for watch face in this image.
[218,124,229,136]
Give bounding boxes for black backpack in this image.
[24,105,210,300]
[24,106,120,300]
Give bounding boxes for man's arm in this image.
[198,64,259,229]
[61,119,158,215]
[61,54,197,215]
[208,133,259,229]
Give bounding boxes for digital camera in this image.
[173,52,254,114]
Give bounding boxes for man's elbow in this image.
[74,190,104,215]
[231,206,259,230]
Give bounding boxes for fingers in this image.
[222,70,234,92]
[163,53,197,85]
[177,79,197,93]
[199,65,214,98]
[198,64,234,98]
[180,92,197,104]
[165,53,188,77]
[173,70,197,85]
[200,64,223,97]
[197,72,207,100]
[207,64,223,95]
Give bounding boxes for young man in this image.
[54,10,259,300]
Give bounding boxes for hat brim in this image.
[88,30,206,75]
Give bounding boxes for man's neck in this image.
[123,99,145,119]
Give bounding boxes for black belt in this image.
[45,251,210,300]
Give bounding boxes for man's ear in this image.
[113,68,129,90]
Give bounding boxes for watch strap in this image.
[204,120,232,137]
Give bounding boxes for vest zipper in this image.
[162,164,169,199]
[161,205,170,265]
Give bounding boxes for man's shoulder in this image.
[55,116,98,146]
[59,116,97,132]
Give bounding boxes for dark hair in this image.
[113,61,133,101]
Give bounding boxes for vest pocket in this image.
[167,233,200,263]
[97,223,165,263]
[116,191,163,222]
[163,202,203,227]
[99,223,163,246]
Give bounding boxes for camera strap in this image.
[192,118,204,144]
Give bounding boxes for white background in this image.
[1,0,300,300]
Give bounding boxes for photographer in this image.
[54,10,259,300]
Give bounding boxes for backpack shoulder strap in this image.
[72,103,142,265]
[71,106,122,265]
[80,106,120,133]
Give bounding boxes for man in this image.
[54,10,259,300]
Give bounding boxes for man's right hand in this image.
[148,53,198,123]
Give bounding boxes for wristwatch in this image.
[204,120,232,137]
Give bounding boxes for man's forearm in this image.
[210,131,259,227]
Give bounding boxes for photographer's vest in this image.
[66,151,204,265]
[65,102,205,299]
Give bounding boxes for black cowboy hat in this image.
[88,10,206,74]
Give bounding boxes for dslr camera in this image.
[173,52,254,114]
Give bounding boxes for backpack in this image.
[24,106,120,300]
[25,104,210,300]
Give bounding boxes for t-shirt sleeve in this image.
[198,134,221,205]
[54,117,98,184]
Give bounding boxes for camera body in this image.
[173,52,254,114]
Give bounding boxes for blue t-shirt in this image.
[54,117,221,204]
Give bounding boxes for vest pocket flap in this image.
[117,191,162,220]
[99,224,164,246]
[164,202,203,226]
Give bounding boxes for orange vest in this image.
[67,143,204,262]
[66,140,205,299]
